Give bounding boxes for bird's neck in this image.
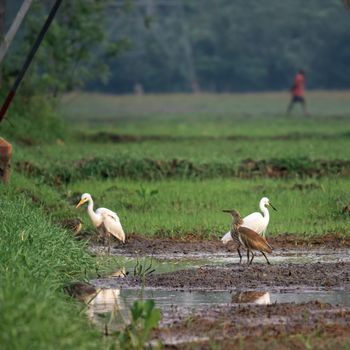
[260,204,270,220]
[87,198,101,226]
[231,218,243,232]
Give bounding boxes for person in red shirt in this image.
[286,69,308,116]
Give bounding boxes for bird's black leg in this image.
[246,250,250,265]
[237,247,242,264]
[249,251,255,265]
[261,251,271,265]
[107,234,111,255]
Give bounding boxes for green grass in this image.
[1,91,350,348]
[0,190,103,349]
[61,91,350,127]
[13,136,350,165]
[10,92,350,238]
[13,92,349,180]
[70,178,350,238]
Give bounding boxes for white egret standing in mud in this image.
[223,209,273,265]
[76,193,125,253]
[221,197,277,244]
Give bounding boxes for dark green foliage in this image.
[0,0,130,143]
[90,0,350,93]
[15,156,350,184]
[5,0,129,96]
[0,94,65,144]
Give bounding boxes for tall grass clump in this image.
[0,195,102,350]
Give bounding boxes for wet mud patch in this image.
[137,261,350,290]
[89,237,350,348]
[158,301,350,349]
[111,233,350,258]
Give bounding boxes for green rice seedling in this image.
[116,300,162,350]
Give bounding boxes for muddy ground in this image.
[92,234,350,349]
[129,260,350,290]
[158,301,350,349]
[111,232,350,257]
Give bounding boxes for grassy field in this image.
[70,177,350,237]
[1,91,350,348]
[11,91,350,237]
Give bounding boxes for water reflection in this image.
[231,291,271,305]
[109,267,127,278]
[84,286,350,333]
[86,288,124,330]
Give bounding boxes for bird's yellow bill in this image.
[76,199,85,208]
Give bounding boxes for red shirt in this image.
[292,73,305,97]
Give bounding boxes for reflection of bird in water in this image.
[61,218,83,234]
[223,209,273,265]
[89,288,121,311]
[109,267,128,278]
[222,197,277,244]
[76,193,125,253]
[231,291,271,305]
[87,288,122,329]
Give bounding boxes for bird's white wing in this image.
[101,213,125,243]
[221,231,233,244]
[242,212,266,235]
[96,207,125,242]
[96,207,119,221]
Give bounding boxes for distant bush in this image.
[15,156,350,185]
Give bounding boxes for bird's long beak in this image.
[222,209,233,213]
[76,199,85,208]
[269,202,277,211]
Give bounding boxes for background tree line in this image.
[3,0,350,96]
[91,0,350,93]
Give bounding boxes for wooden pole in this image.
[0,0,5,86]
[0,0,63,123]
[0,0,63,184]
[0,0,34,65]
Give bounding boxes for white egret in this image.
[221,197,276,244]
[223,209,273,265]
[76,193,125,252]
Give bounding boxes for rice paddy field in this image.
[13,91,350,237]
[3,91,350,350]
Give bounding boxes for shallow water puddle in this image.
[86,287,350,330]
[105,248,350,277]
[110,247,350,268]
[88,248,350,332]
